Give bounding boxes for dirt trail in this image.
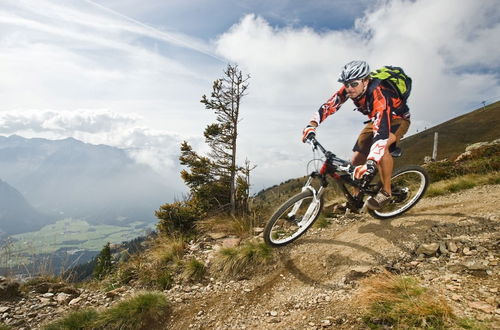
[166,185,500,329]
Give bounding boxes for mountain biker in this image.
[301,60,411,210]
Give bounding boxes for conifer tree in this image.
[200,64,249,215]
[156,65,252,235]
[93,242,112,279]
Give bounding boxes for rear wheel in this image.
[369,165,429,219]
[264,189,324,247]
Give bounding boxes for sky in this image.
[1,0,499,197]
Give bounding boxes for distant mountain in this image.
[0,135,175,228]
[396,100,500,167]
[0,179,52,235]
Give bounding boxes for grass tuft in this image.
[94,291,169,330]
[214,240,273,277]
[358,272,453,329]
[426,172,500,197]
[43,292,169,330]
[182,258,206,282]
[43,309,98,330]
[313,214,331,228]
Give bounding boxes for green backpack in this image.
[370,66,412,102]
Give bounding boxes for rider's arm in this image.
[310,86,348,125]
[367,86,391,163]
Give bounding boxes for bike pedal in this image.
[359,200,369,214]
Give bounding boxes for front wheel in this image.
[264,189,324,247]
[369,165,429,219]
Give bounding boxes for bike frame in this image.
[302,137,381,212]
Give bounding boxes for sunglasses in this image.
[343,80,361,88]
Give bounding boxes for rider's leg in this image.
[378,133,397,195]
[378,118,411,194]
[351,151,367,197]
[351,124,371,198]
[351,151,367,166]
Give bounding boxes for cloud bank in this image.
[212,0,500,190]
[1,0,499,194]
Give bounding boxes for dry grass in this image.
[43,291,169,330]
[182,258,206,282]
[98,236,187,291]
[149,236,186,265]
[426,172,500,197]
[357,272,453,329]
[196,214,258,238]
[213,240,273,278]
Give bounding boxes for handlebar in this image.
[307,136,352,170]
[307,135,378,187]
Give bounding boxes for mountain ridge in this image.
[0,179,52,235]
[0,135,177,233]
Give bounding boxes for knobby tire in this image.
[368,165,429,219]
[263,190,324,247]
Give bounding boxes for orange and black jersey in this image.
[310,80,410,163]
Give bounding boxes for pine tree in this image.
[156,65,253,235]
[93,242,112,279]
[200,64,250,215]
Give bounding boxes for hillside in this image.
[0,180,52,235]
[255,101,500,204]
[396,100,500,167]
[1,184,498,329]
[162,185,499,329]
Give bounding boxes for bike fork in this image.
[287,180,324,220]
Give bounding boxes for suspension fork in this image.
[287,175,325,218]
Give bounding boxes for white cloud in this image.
[0,109,196,191]
[214,0,500,190]
[1,0,499,195]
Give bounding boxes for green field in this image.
[1,219,155,267]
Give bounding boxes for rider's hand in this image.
[302,124,316,143]
[353,160,377,180]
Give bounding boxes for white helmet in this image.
[338,60,370,83]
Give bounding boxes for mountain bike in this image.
[263,136,429,247]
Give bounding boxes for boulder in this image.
[0,277,21,300]
[416,243,439,256]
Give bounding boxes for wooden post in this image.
[432,132,438,161]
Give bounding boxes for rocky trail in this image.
[165,184,499,329]
[1,184,499,329]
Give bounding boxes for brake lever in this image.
[306,138,317,151]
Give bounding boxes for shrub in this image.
[99,236,186,291]
[155,200,201,236]
[424,143,500,183]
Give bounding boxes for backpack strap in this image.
[365,79,411,120]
